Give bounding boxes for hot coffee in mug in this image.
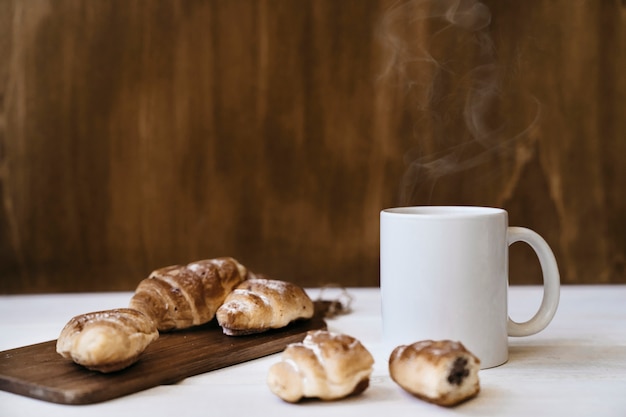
[380,206,560,368]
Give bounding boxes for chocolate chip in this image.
[447,357,469,385]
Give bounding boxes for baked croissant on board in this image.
[267,330,375,402]
[56,308,159,373]
[216,278,315,335]
[129,257,250,331]
[56,257,320,373]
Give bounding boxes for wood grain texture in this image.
[0,0,624,293]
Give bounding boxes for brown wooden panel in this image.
[0,0,624,293]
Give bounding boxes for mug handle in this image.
[507,226,560,337]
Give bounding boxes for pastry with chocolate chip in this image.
[388,340,480,406]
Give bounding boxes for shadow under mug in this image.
[380,206,560,369]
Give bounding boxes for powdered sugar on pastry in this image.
[267,330,374,402]
[56,308,159,373]
[129,257,248,331]
[389,340,480,406]
[216,278,314,335]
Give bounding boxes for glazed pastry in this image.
[216,278,314,336]
[129,257,249,331]
[389,340,480,406]
[267,330,374,402]
[56,308,158,373]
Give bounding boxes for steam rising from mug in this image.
[378,0,540,205]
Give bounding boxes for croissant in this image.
[267,330,374,402]
[389,340,480,406]
[56,308,159,373]
[129,257,250,331]
[216,278,314,335]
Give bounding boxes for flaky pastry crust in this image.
[267,330,374,402]
[56,308,158,373]
[389,340,480,406]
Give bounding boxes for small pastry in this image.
[216,278,314,336]
[129,257,249,331]
[389,340,480,406]
[267,330,374,402]
[56,308,158,373]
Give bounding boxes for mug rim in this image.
[381,206,506,218]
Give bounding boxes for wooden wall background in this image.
[0,0,624,293]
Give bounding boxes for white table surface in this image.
[1,286,625,417]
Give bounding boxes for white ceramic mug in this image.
[380,206,560,368]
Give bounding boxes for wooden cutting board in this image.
[0,303,327,405]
